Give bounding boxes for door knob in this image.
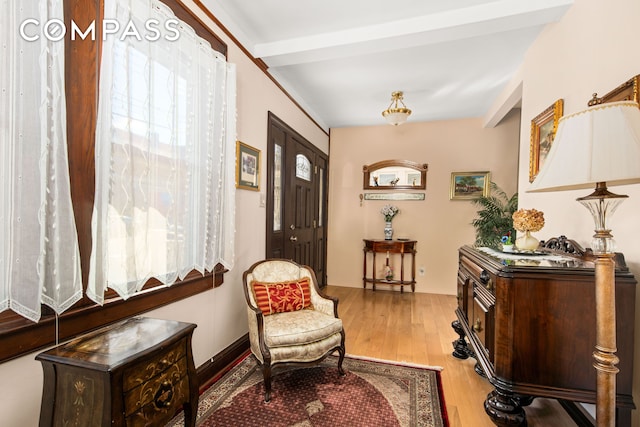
[289,235,298,242]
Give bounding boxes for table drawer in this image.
[373,242,399,252]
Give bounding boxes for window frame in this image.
[0,0,228,363]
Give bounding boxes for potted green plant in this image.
[470,182,518,249]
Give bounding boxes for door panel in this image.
[285,142,315,266]
[266,113,328,285]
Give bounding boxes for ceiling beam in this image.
[254,0,572,67]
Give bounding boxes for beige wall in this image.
[327,111,520,295]
[488,0,640,423]
[0,2,329,426]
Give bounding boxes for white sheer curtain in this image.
[89,0,236,304]
[0,0,83,322]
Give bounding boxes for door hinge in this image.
[313,220,317,228]
[314,165,318,174]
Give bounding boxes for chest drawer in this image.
[123,338,186,391]
[123,343,189,419]
[124,357,190,426]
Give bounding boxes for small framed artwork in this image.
[529,99,563,182]
[236,141,260,191]
[449,171,490,200]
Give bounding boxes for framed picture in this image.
[449,171,490,200]
[236,141,260,191]
[529,99,563,182]
[592,74,639,105]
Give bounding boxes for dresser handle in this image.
[473,318,483,333]
[154,381,174,409]
[485,278,493,291]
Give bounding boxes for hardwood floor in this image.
[324,285,581,427]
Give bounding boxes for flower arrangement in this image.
[512,208,545,232]
[381,204,399,222]
[384,264,393,280]
[501,231,513,245]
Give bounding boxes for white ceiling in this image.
[200,0,574,130]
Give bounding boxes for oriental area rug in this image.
[168,354,449,427]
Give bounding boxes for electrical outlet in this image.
[418,267,425,276]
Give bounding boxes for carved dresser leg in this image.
[484,388,528,426]
[451,320,472,359]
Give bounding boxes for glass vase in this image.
[515,230,539,251]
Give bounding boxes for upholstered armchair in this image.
[242,259,345,402]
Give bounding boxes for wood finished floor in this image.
[324,285,580,427]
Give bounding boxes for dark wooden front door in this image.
[266,113,328,285]
[285,140,315,266]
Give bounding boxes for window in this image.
[296,154,312,181]
[273,144,283,232]
[90,0,236,302]
[1,0,81,322]
[0,0,231,363]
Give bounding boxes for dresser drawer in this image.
[123,339,186,392]
[124,359,190,427]
[472,282,495,363]
[124,355,188,416]
[471,297,488,354]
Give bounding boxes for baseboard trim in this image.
[196,333,250,392]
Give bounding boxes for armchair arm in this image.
[246,305,270,362]
[310,290,339,318]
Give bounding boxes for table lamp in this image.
[528,99,640,426]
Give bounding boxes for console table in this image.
[363,239,416,292]
[451,240,636,426]
[36,317,198,427]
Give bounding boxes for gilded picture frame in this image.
[449,171,490,200]
[236,141,260,191]
[529,99,563,182]
[587,74,640,105]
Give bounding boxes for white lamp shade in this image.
[383,110,410,126]
[528,101,640,192]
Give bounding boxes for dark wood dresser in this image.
[451,242,636,426]
[36,317,198,427]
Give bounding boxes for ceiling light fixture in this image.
[382,91,412,126]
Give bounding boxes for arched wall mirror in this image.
[363,160,428,190]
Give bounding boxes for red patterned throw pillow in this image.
[251,278,312,316]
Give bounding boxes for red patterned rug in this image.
[168,354,449,427]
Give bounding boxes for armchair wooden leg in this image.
[337,340,346,376]
[262,365,272,402]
